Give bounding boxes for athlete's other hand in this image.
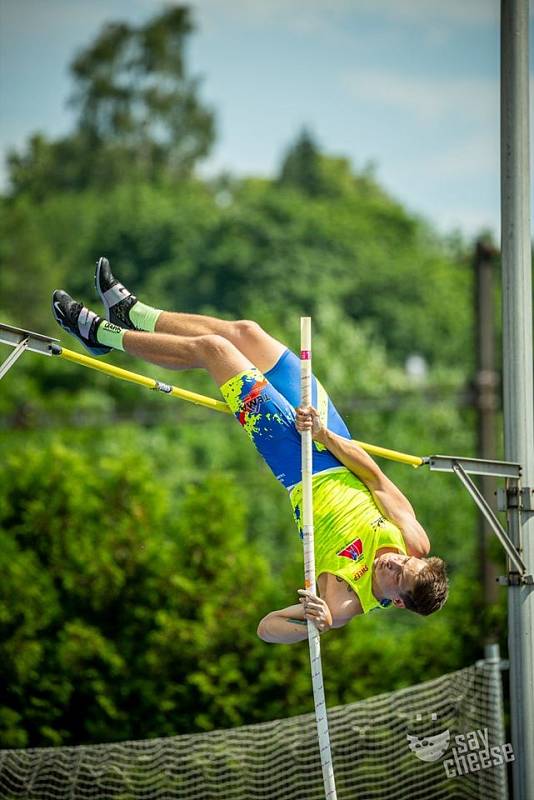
[298,589,333,632]
[295,405,325,441]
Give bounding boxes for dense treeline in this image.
[0,6,506,748]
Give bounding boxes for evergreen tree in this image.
[278,128,326,196]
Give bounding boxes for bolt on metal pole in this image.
[500,1,534,797]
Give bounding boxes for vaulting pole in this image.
[300,317,337,800]
[501,1,534,797]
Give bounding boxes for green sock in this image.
[129,301,162,333]
[97,320,125,351]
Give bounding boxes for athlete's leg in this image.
[95,257,286,373]
[158,314,286,374]
[95,256,347,433]
[123,330,253,387]
[117,324,343,488]
[52,288,343,489]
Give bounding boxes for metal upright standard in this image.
[501,0,534,797]
[300,317,337,800]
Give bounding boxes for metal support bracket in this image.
[0,336,29,380]
[497,486,534,512]
[497,573,534,586]
[0,322,59,382]
[0,321,59,353]
[429,454,521,479]
[451,461,529,577]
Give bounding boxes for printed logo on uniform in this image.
[337,537,364,562]
[352,564,369,581]
[238,379,267,425]
[371,516,386,531]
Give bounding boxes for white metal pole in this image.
[300,317,337,800]
[501,1,534,797]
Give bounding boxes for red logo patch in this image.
[238,379,267,426]
[337,537,364,562]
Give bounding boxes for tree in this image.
[277,128,363,198]
[6,7,215,198]
[278,128,326,196]
[0,133,500,747]
[0,436,289,745]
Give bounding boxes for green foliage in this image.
[278,128,327,197]
[0,437,289,745]
[278,128,374,200]
[70,7,214,174]
[0,40,505,746]
[0,402,504,748]
[6,7,215,198]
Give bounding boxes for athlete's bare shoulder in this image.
[319,572,363,627]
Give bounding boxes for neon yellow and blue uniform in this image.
[220,349,350,488]
[219,349,406,613]
[289,470,407,613]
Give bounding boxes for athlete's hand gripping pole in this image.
[300,317,337,800]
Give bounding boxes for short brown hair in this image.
[400,557,449,616]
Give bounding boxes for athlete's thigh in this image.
[264,349,352,439]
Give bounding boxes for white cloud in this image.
[186,0,353,38]
[434,206,500,237]
[419,132,499,180]
[343,70,499,125]
[357,0,499,27]
[183,0,502,37]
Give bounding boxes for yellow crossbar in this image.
[58,347,232,414]
[54,345,423,466]
[351,441,423,468]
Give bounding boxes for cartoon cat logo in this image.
[407,730,451,762]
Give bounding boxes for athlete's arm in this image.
[257,591,334,644]
[295,407,430,557]
[367,476,430,557]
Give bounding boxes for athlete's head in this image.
[374,552,448,616]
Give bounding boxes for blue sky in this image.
[1,0,532,238]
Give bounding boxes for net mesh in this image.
[0,658,508,800]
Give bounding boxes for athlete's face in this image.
[374,552,427,606]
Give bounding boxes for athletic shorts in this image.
[219,348,352,489]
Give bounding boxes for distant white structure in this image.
[405,353,428,383]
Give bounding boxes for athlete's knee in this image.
[232,319,265,343]
[196,333,236,365]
